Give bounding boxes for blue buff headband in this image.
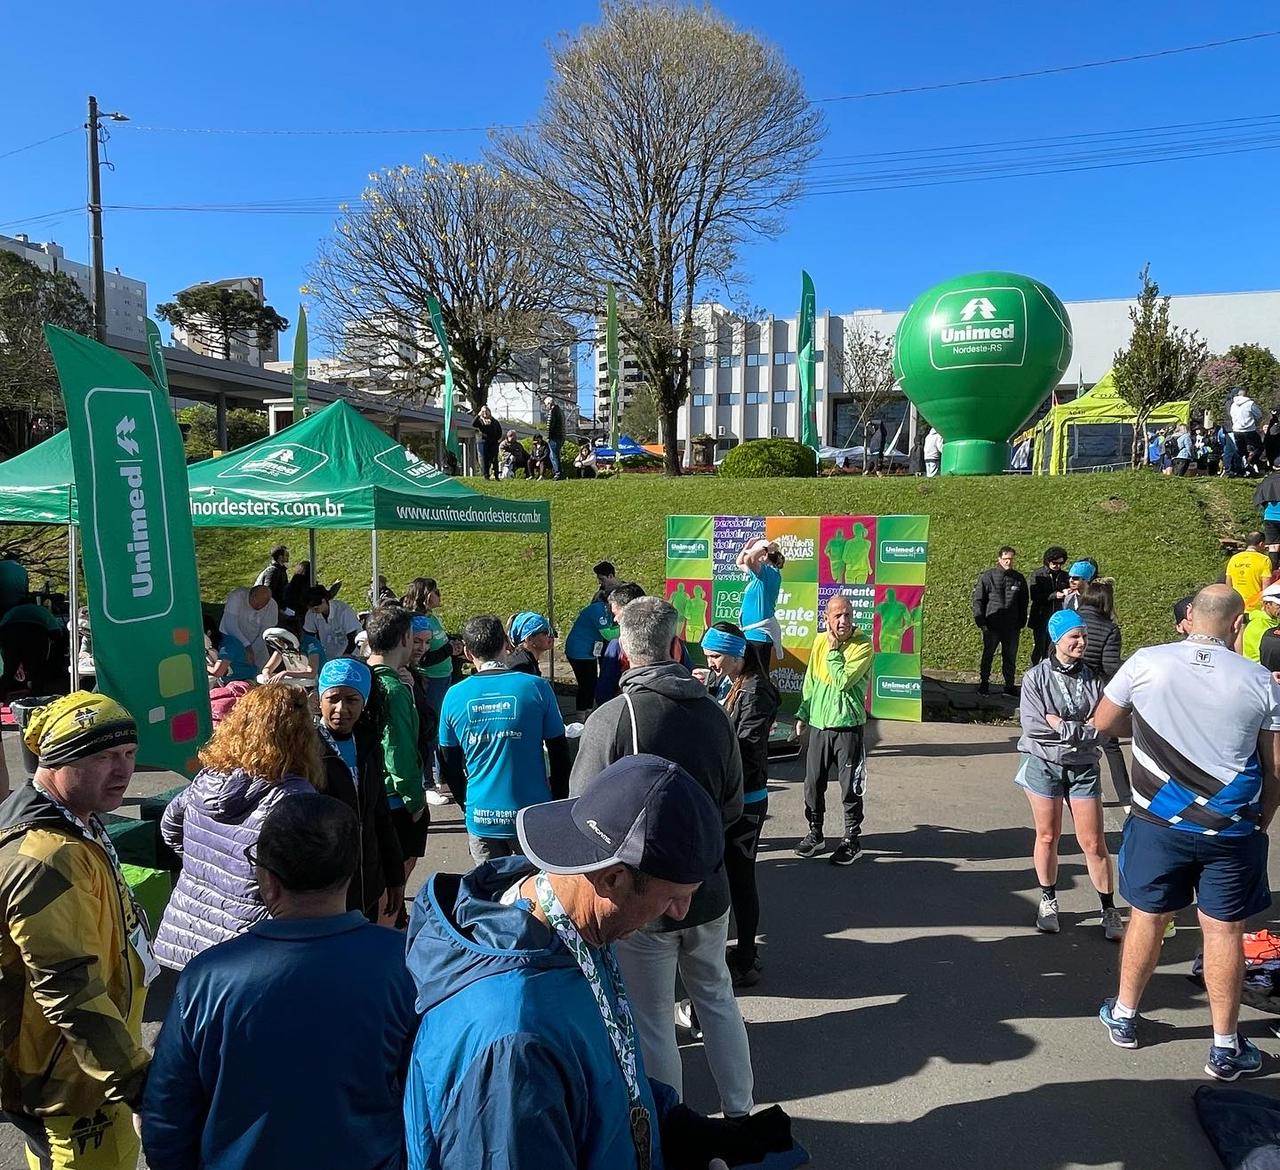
[702,628,747,658]
[410,614,432,633]
[1067,560,1096,581]
[511,611,551,644]
[1047,610,1086,644]
[317,657,372,701]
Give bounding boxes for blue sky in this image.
[3,3,1277,413]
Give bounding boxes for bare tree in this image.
[307,159,572,411]
[494,2,823,474]
[828,319,897,446]
[1113,264,1208,466]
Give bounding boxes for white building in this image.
[170,276,280,365]
[488,342,579,432]
[0,233,148,342]
[592,289,1280,455]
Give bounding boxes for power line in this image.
[0,206,81,232]
[0,127,79,163]
[812,30,1280,103]
[115,31,1280,140]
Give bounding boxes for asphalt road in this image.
[3,718,1277,1169]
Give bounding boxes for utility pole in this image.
[85,96,128,344]
[86,95,106,343]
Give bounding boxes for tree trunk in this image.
[661,403,682,476]
[1131,410,1149,469]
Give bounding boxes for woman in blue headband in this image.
[503,612,555,677]
[1014,609,1122,942]
[314,657,404,924]
[701,620,781,988]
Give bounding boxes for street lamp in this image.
[86,96,129,343]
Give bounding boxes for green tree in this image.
[619,386,660,443]
[1226,343,1280,408]
[157,285,288,363]
[1112,265,1209,467]
[495,2,823,475]
[0,250,92,455]
[308,159,571,411]
[177,403,268,462]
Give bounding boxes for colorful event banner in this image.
[797,271,818,451]
[666,513,930,721]
[144,318,169,394]
[45,326,212,774]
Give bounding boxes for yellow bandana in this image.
[24,691,137,767]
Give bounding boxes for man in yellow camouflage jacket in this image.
[0,693,151,1170]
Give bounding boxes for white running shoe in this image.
[425,787,452,806]
[1036,895,1060,933]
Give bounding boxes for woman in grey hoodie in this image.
[1015,609,1123,942]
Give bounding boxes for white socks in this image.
[1112,1001,1137,1020]
[1213,1032,1239,1052]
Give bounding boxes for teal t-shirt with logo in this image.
[439,668,566,838]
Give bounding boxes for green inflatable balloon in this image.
[894,271,1072,475]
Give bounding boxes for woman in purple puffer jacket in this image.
[154,683,324,969]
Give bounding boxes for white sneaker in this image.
[1102,906,1125,941]
[425,787,452,806]
[1036,895,1060,933]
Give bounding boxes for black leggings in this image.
[725,797,768,966]
[568,657,598,711]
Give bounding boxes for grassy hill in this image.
[194,472,1261,675]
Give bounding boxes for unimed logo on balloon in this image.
[875,676,921,701]
[929,286,1028,370]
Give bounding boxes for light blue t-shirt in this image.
[1265,501,1280,522]
[740,563,781,643]
[440,668,566,839]
[565,599,611,660]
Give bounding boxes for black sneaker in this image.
[795,828,825,858]
[1003,685,1019,697]
[830,838,862,866]
[977,682,990,695]
[727,951,762,988]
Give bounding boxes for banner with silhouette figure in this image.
[666,513,929,721]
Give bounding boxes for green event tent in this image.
[187,400,549,533]
[1028,370,1191,475]
[186,400,554,626]
[0,429,77,523]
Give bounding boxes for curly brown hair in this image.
[197,683,325,789]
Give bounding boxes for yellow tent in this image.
[1029,370,1191,475]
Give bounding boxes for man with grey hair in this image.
[571,595,752,1118]
[1094,583,1280,1082]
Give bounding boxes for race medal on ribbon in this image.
[629,1103,652,1170]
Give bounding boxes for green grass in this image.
[193,472,1262,674]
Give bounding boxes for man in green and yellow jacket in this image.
[0,692,151,1170]
[794,594,874,867]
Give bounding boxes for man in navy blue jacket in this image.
[141,795,418,1170]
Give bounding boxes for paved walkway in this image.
[3,718,1278,1168]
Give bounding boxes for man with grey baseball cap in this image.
[401,754,794,1170]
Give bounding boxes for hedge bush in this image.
[719,438,818,479]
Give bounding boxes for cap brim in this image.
[517,798,624,876]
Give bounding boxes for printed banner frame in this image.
[665,513,930,721]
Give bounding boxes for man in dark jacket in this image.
[570,596,751,1117]
[254,544,289,611]
[1027,545,1069,666]
[315,658,404,923]
[972,545,1029,696]
[143,796,418,1170]
[544,395,566,480]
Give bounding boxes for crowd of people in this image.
[7,498,1280,1167]
[1147,387,1280,478]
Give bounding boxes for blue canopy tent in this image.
[593,435,657,462]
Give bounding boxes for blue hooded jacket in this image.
[403,856,677,1170]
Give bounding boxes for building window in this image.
[773,391,796,403]
[746,353,767,367]
[746,392,767,405]
[696,355,715,370]
[718,393,739,405]
[718,355,741,368]
[814,349,824,362]
[773,352,795,365]
[692,394,711,407]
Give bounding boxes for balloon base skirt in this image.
[941,439,1009,476]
